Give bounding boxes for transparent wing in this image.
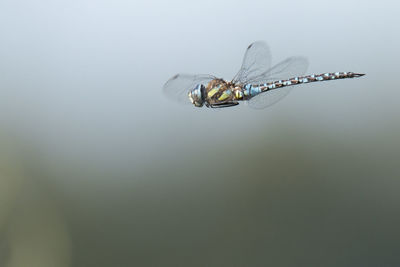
[232,41,272,84]
[163,73,216,104]
[247,86,293,109]
[247,57,309,109]
[246,56,309,84]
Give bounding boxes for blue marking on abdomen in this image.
[244,84,251,96]
[250,85,261,96]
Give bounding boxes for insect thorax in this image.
[204,79,244,106]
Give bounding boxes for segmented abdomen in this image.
[242,72,363,98]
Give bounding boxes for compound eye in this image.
[193,85,203,99]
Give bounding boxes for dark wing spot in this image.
[247,43,253,49]
[172,74,179,79]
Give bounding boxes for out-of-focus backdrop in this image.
[0,0,399,266]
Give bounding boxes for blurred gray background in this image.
[0,0,399,266]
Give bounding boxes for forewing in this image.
[163,73,216,104]
[232,41,272,84]
[247,57,309,109]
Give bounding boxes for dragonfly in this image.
[163,41,365,109]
